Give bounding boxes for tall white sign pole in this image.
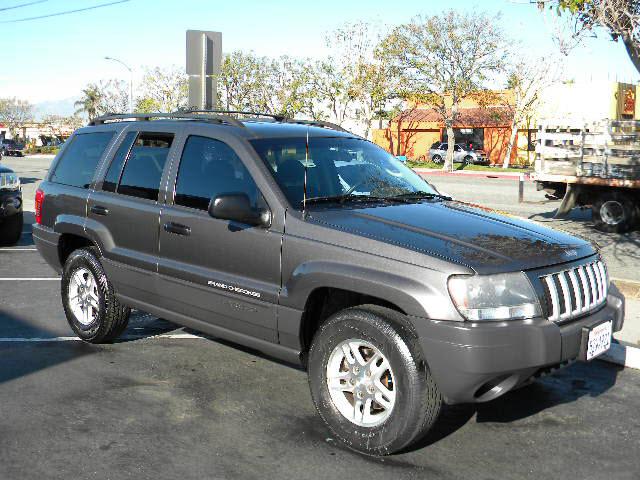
[186,30,222,110]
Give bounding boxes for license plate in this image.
[585,321,612,361]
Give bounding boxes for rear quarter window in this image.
[50,132,115,188]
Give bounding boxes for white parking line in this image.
[0,248,37,251]
[0,333,205,342]
[0,278,60,281]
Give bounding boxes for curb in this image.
[413,168,531,180]
[612,278,640,300]
[600,341,640,370]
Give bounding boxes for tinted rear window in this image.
[117,133,173,201]
[50,132,115,188]
[103,131,137,192]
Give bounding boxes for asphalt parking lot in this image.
[1,156,639,479]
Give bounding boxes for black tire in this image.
[0,212,23,245]
[61,247,130,343]
[592,191,637,233]
[432,155,443,164]
[308,305,442,455]
[463,155,473,165]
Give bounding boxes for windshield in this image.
[250,136,437,208]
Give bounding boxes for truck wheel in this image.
[592,192,637,233]
[61,247,130,343]
[308,305,442,455]
[0,212,23,245]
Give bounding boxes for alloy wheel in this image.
[326,339,396,427]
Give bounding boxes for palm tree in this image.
[74,84,103,121]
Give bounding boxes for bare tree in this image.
[380,11,508,171]
[538,0,640,73]
[501,56,558,168]
[0,97,34,138]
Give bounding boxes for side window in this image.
[103,131,136,192]
[117,132,173,201]
[174,135,260,211]
[454,144,462,152]
[50,132,115,188]
[440,143,447,151]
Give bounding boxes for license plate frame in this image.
[580,320,613,361]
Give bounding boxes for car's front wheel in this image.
[432,155,443,164]
[61,247,130,343]
[308,305,442,455]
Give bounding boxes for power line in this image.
[0,0,130,23]
[0,1,48,12]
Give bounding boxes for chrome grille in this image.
[541,260,608,322]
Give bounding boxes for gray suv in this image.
[33,112,625,456]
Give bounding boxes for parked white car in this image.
[429,142,487,165]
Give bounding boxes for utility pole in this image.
[186,30,222,110]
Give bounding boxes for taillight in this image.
[35,189,44,224]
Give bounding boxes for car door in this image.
[86,126,180,305]
[156,131,282,342]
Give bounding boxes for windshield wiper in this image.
[388,191,452,201]
[303,194,390,206]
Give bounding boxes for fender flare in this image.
[281,260,442,318]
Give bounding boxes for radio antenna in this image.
[302,126,309,215]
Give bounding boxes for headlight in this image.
[448,272,541,321]
[0,172,20,190]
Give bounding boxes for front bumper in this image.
[414,284,625,404]
[0,189,22,218]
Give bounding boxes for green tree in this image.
[136,66,188,112]
[380,11,508,171]
[537,1,640,74]
[74,84,103,121]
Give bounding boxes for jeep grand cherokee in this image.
[32,112,625,455]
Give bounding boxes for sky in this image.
[1,0,637,112]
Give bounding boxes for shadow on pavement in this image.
[0,310,96,385]
[404,360,621,453]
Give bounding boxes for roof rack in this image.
[177,108,350,133]
[89,112,245,128]
[90,110,351,134]
[178,109,287,122]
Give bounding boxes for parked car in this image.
[0,164,23,245]
[429,141,487,165]
[33,112,624,456]
[1,139,25,157]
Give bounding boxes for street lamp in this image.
[104,56,133,113]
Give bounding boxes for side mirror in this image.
[208,193,271,228]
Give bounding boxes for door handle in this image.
[163,222,191,236]
[90,205,109,216]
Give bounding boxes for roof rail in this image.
[176,108,350,133]
[89,112,245,128]
[177,109,287,122]
[90,111,351,134]
[284,118,349,133]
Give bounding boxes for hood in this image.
[0,164,15,174]
[306,200,595,274]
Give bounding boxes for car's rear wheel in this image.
[463,155,473,165]
[61,247,130,343]
[308,305,442,455]
[432,155,443,164]
[0,212,23,245]
[592,192,637,233]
